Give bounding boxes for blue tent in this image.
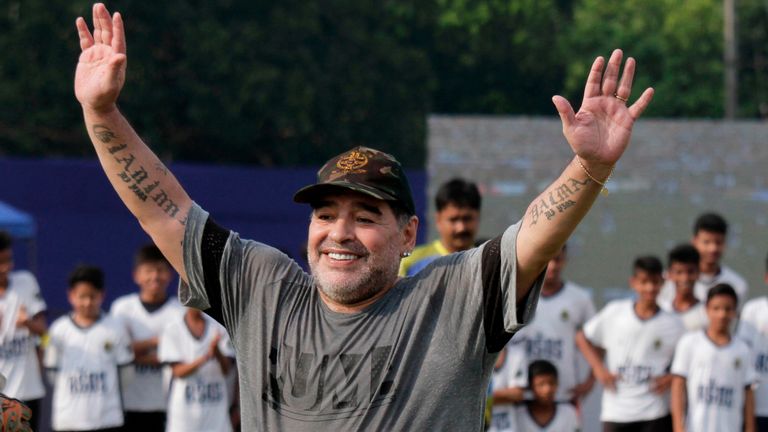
[0,201,35,239]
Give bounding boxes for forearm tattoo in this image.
[528,177,590,227]
[93,124,187,226]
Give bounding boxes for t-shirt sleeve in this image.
[16,271,46,316]
[158,324,182,364]
[178,202,308,335]
[43,323,61,369]
[670,334,693,377]
[582,304,608,348]
[479,221,545,353]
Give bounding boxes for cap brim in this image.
[293,182,398,205]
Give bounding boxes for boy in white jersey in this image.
[110,244,183,430]
[45,265,134,431]
[520,244,596,403]
[671,284,756,432]
[489,342,528,432]
[515,360,579,432]
[0,231,47,431]
[659,244,708,332]
[581,256,685,432]
[159,307,235,432]
[737,253,768,431]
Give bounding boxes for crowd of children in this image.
[488,212,768,432]
[0,235,237,431]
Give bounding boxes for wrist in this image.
[82,103,119,117]
[574,156,613,181]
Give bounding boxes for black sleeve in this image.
[481,235,527,353]
[200,216,229,324]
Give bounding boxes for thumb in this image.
[552,95,575,130]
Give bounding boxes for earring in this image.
[401,251,412,258]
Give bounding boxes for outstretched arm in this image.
[515,50,654,296]
[75,4,190,281]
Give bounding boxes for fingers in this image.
[112,12,127,54]
[583,56,605,99]
[92,4,102,45]
[75,17,94,51]
[615,57,635,101]
[628,87,655,119]
[552,96,575,130]
[601,49,623,96]
[96,4,114,46]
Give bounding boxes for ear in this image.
[402,215,419,252]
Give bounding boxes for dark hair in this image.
[68,265,105,291]
[706,283,738,305]
[0,231,12,251]
[668,244,700,267]
[435,178,481,211]
[134,244,170,268]
[528,359,558,388]
[633,255,663,276]
[693,212,728,236]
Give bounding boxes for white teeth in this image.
[328,252,358,261]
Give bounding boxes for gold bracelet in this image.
[575,157,613,196]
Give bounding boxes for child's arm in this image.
[575,330,617,391]
[744,386,755,432]
[492,386,525,404]
[670,375,686,432]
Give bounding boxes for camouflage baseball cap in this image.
[293,146,415,215]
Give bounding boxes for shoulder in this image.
[742,297,768,317]
[8,270,38,289]
[676,331,701,349]
[110,293,138,312]
[49,315,70,334]
[563,282,594,303]
[721,265,748,286]
[556,402,578,420]
[600,298,631,316]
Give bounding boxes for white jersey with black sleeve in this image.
[516,282,595,401]
[583,299,685,422]
[671,330,757,432]
[110,293,183,412]
[44,313,134,431]
[159,313,235,432]
[0,270,47,401]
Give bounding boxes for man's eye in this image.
[357,217,374,223]
[316,214,333,221]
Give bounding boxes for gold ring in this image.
[614,93,628,103]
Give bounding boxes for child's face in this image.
[630,270,663,305]
[68,282,104,319]
[668,262,699,294]
[706,294,736,332]
[692,230,725,267]
[133,261,173,297]
[531,374,558,404]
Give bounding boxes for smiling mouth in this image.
[326,252,361,261]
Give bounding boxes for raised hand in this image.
[74,3,127,113]
[552,49,654,175]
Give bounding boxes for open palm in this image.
[552,50,654,170]
[74,3,127,113]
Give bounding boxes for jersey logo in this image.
[653,339,662,350]
[734,358,741,370]
[560,310,569,322]
[104,341,113,353]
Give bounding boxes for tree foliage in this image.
[0,0,766,166]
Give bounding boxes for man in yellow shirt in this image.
[399,178,481,276]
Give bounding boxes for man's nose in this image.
[329,217,355,242]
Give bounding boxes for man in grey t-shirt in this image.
[73,4,654,430]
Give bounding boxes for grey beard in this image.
[314,266,387,305]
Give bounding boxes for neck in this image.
[672,291,698,311]
[706,327,731,345]
[319,282,396,314]
[140,291,167,304]
[634,301,659,318]
[542,280,564,296]
[700,262,720,276]
[73,313,99,327]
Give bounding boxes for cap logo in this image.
[336,150,369,173]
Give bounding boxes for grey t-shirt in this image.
[180,203,542,431]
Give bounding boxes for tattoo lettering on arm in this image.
[528,177,590,227]
[92,124,187,225]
